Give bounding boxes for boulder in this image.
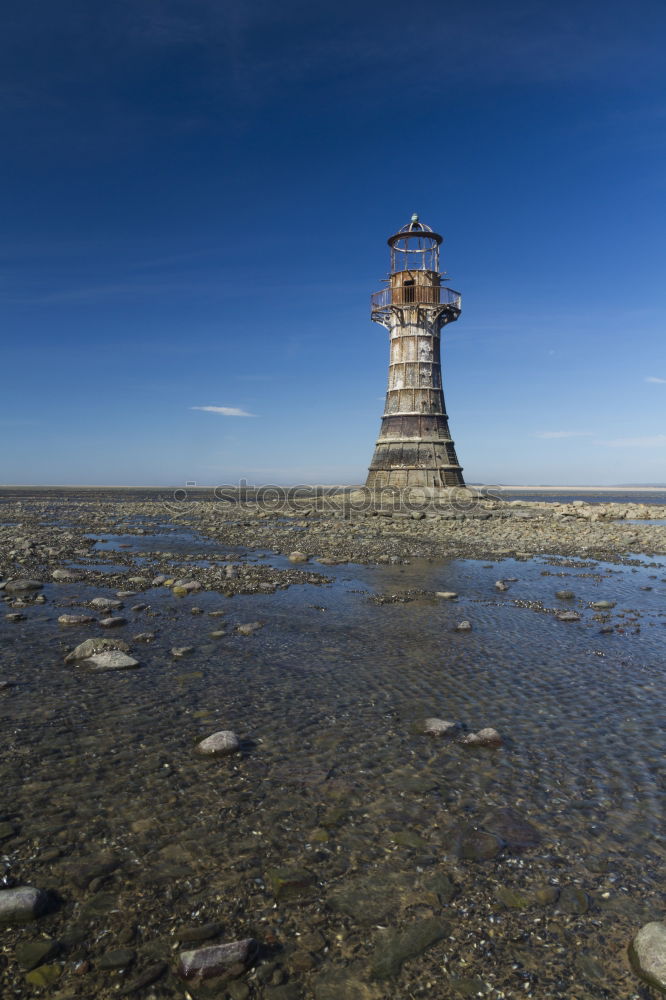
[629,921,666,993]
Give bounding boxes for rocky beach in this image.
[1,487,665,999]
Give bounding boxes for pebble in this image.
[435,591,457,599]
[100,616,127,627]
[555,589,576,599]
[81,651,140,671]
[177,938,257,979]
[0,886,48,924]
[495,580,509,591]
[454,620,472,631]
[289,551,308,562]
[58,614,95,625]
[196,731,240,756]
[171,646,194,657]
[133,632,155,642]
[591,600,616,610]
[629,921,666,993]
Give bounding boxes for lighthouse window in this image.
[403,279,415,303]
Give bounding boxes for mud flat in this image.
[0,490,664,999]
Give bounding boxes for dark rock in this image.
[118,961,168,996]
[176,921,223,944]
[25,964,61,988]
[448,825,504,862]
[15,939,60,970]
[558,885,590,914]
[70,853,121,890]
[555,590,576,600]
[98,948,136,970]
[482,807,542,850]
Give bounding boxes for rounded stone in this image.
[629,921,666,993]
[423,718,462,737]
[461,727,503,748]
[0,886,48,924]
[196,731,240,756]
[288,551,308,562]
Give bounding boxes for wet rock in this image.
[52,568,77,581]
[558,885,590,914]
[591,600,616,610]
[370,917,449,980]
[629,921,666,993]
[65,637,130,662]
[266,866,316,901]
[423,718,463,737]
[133,632,155,642]
[495,886,533,909]
[196,730,240,756]
[461,727,503,748]
[0,680,11,691]
[70,852,121,889]
[5,612,25,622]
[177,938,257,979]
[448,825,504,861]
[435,591,458,599]
[391,830,429,849]
[495,580,509,591]
[289,551,308,562]
[58,614,95,625]
[15,939,60,970]
[556,610,581,622]
[98,948,136,970]
[25,964,61,988]
[555,589,576,600]
[4,579,43,594]
[0,886,48,924]
[454,620,472,631]
[90,597,123,610]
[171,646,194,657]
[100,616,127,627]
[425,872,459,904]
[236,621,263,635]
[534,886,559,905]
[482,807,542,850]
[82,651,140,671]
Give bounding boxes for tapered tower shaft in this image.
[366,216,465,490]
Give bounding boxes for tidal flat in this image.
[1,489,665,999]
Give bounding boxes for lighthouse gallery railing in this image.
[370,285,462,312]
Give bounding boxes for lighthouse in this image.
[366,215,465,491]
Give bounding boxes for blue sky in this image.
[1,0,665,486]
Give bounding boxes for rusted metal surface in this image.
[366,217,465,490]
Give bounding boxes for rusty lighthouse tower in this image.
[366,215,465,490]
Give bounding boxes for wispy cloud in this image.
[645,376,666,384]
[191,405,255,417]
[534,431,594,439]
[598,435,666,448]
